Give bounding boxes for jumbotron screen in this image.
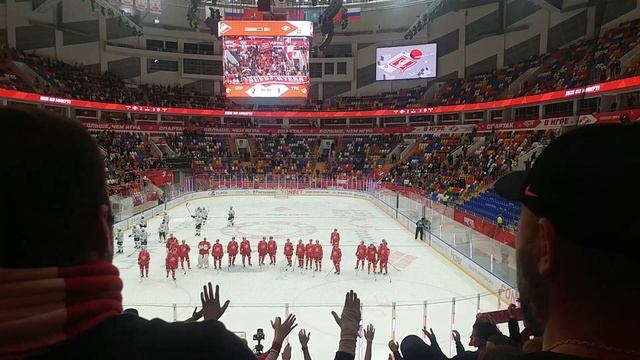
[376,43,437,81]
[219,21,313,98]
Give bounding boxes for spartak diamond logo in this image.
[388,54,417,73]
[218,22,231,35]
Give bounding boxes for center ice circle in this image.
[220,221,317,239]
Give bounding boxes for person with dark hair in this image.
[495,124,640,360]
[0,108,254,359]
[452,321,499,360]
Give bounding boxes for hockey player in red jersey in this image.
[331,244,342,275]
[366,243,378,275]
[355,241,367,270]
[212,239,224,270]
[197,237,211,268]
[166,233,179,253]
[165,247,179,280]
[330,228,340,248]
[227,237,239,267]
[304,239,314,269]
[283,238,294,267]
[267,236,277,265]
[240,236,252,267]
[137,246,150,278]
[258,237,268,266]
[313,240,323,272]
[378,239,390,275]
[296,239,305,268]
[178,240,191,270]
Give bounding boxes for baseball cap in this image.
[494,123,640,247]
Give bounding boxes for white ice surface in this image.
[114,195,502,359]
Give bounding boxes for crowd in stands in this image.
[328,135,402,178]
[254,133,315,177]
[436,57,539,105]
[384,129,554,217]
[95,131,164,195]
[520,19,640,96]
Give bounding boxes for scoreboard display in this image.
[376,43,437,81]
[220,21,313,98]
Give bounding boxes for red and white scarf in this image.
[0,262,123,359]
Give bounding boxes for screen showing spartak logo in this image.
[376,43,437,81]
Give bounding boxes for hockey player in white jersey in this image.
[194,214,203,236]
[162,212,170,227]
[140,228,148,247]
[158,221,168,242]
[130,226,141,249]
[139,215,147,229]
[202,207,209,224]
[227,206,235,227]
[115,228,124,254]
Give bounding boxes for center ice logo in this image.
[220,221,316,238]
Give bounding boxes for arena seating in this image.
[95,131,161,195]
[520,19,640,96]
[328,135,402,178]
[458,189,521,228]
[254,134,315,177]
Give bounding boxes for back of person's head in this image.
[0,107,111,268]
[495,124,640,352]
[400,335,436,360]
[471,321,499,348]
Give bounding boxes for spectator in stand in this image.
[0,107,254,359]
[452,321,499,360]
[495,124,640,360]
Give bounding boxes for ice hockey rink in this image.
[114,194,506,358]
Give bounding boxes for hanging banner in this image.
[149,0,162,14]
[134,0,147,12]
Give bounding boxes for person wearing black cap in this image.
[494,124,640,360]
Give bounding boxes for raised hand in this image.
[281,342,292,360]
[364,324,375,342]
[299,329,311,346]
[388,339,399,352]
[331,290,362,337]
[422,327,437,343]
[508,303,517,319]
[200,282,230,321]
[452,330,461,343]
[271,314,298,344]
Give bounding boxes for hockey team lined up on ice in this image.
[122,207,391,281]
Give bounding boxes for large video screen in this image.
[376,43,437,81]
[220,21,313,98]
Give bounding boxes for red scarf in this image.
[0,262,123,358]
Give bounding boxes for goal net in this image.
[274,188,289,199]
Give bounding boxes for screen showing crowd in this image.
[220,21,312,98]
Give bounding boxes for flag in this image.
[224,8,244,19]
[347,7,361,22]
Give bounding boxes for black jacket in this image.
[30,314,256,360]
